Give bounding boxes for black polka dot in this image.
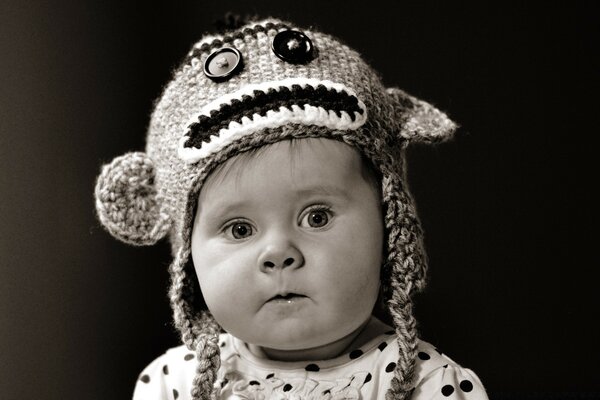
[162,365,169,375]
[441,385,454,397]
[349,349,363,359]
[385,362,396,373]
[378,342,388,351]
[184,353,194,361]
[139,374,150,383]
[305,363,320,371]
[460,380,473,392]
[418,351,430,360]
[283,383,293,392]
[443,364,448,368]
[364,373,372,384]
[172,389,179,399]
[220,341,226,347]
[266,373,275,379]
[221,378,229,388]
[249,380,260,386]
[323,389,331,395]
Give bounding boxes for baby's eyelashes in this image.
[219,205,335,241]
[298,205,333,229]
[228,221,253,240]
[222,220,256,241]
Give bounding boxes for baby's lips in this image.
[263,286,309,303]
[268,292,307,302]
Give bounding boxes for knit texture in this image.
[94,17,457,399]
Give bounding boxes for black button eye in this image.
[272,30,315,64]
[203,47,244,82]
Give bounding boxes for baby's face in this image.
[191,138,383,357]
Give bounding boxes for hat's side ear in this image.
[386,87,458,144]
[94,152,171,246]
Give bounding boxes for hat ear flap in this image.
[94,152,171,246]
[386,87,458,144]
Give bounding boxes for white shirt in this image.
[133,319,488,400]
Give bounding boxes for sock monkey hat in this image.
[94,17,456,400]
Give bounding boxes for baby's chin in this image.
[240,327,330,351]
[233,319,369,361]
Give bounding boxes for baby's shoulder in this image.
[336,330,488,399]
[363,330,488,398]
[132,344,198,400]
[410,338,489,399]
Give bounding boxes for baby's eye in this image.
[227,222,253,239]
[300,206,332,228]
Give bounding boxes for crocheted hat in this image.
[94,17,456,399]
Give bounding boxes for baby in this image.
[95,17,489,400]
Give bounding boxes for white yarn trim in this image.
[178,78,368,164]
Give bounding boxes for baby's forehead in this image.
[202,138,366,191]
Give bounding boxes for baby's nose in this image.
[258,243,304,272]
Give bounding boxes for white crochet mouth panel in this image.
[177,78,368,164]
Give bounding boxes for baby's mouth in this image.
[267,293,307,303]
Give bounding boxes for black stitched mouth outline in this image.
[183,84,365,149]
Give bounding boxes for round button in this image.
[203,47,243,82]
[271,30,315,64]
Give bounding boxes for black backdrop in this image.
[1,2,597,399]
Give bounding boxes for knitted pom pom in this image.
[387,87,458,143]
[94,152,171,246]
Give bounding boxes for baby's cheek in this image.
[336,265,380,310]
[318,265,378,308]
[349,272,380,303]
[332,247,381,288]
[198,273,253,333]
[194,244,258,304]
[200,269,249,307]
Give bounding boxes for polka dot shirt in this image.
[133,318,488,399]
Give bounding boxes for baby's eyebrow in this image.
[200,199,246,221]
[292,185,349,199]
[200,185,349,224]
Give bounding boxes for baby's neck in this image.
[246,317,384,362]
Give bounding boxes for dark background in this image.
[1,1,597,399]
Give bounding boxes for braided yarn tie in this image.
[191,333,221,400]
[381,173,422,399]
[385,298,418,400]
